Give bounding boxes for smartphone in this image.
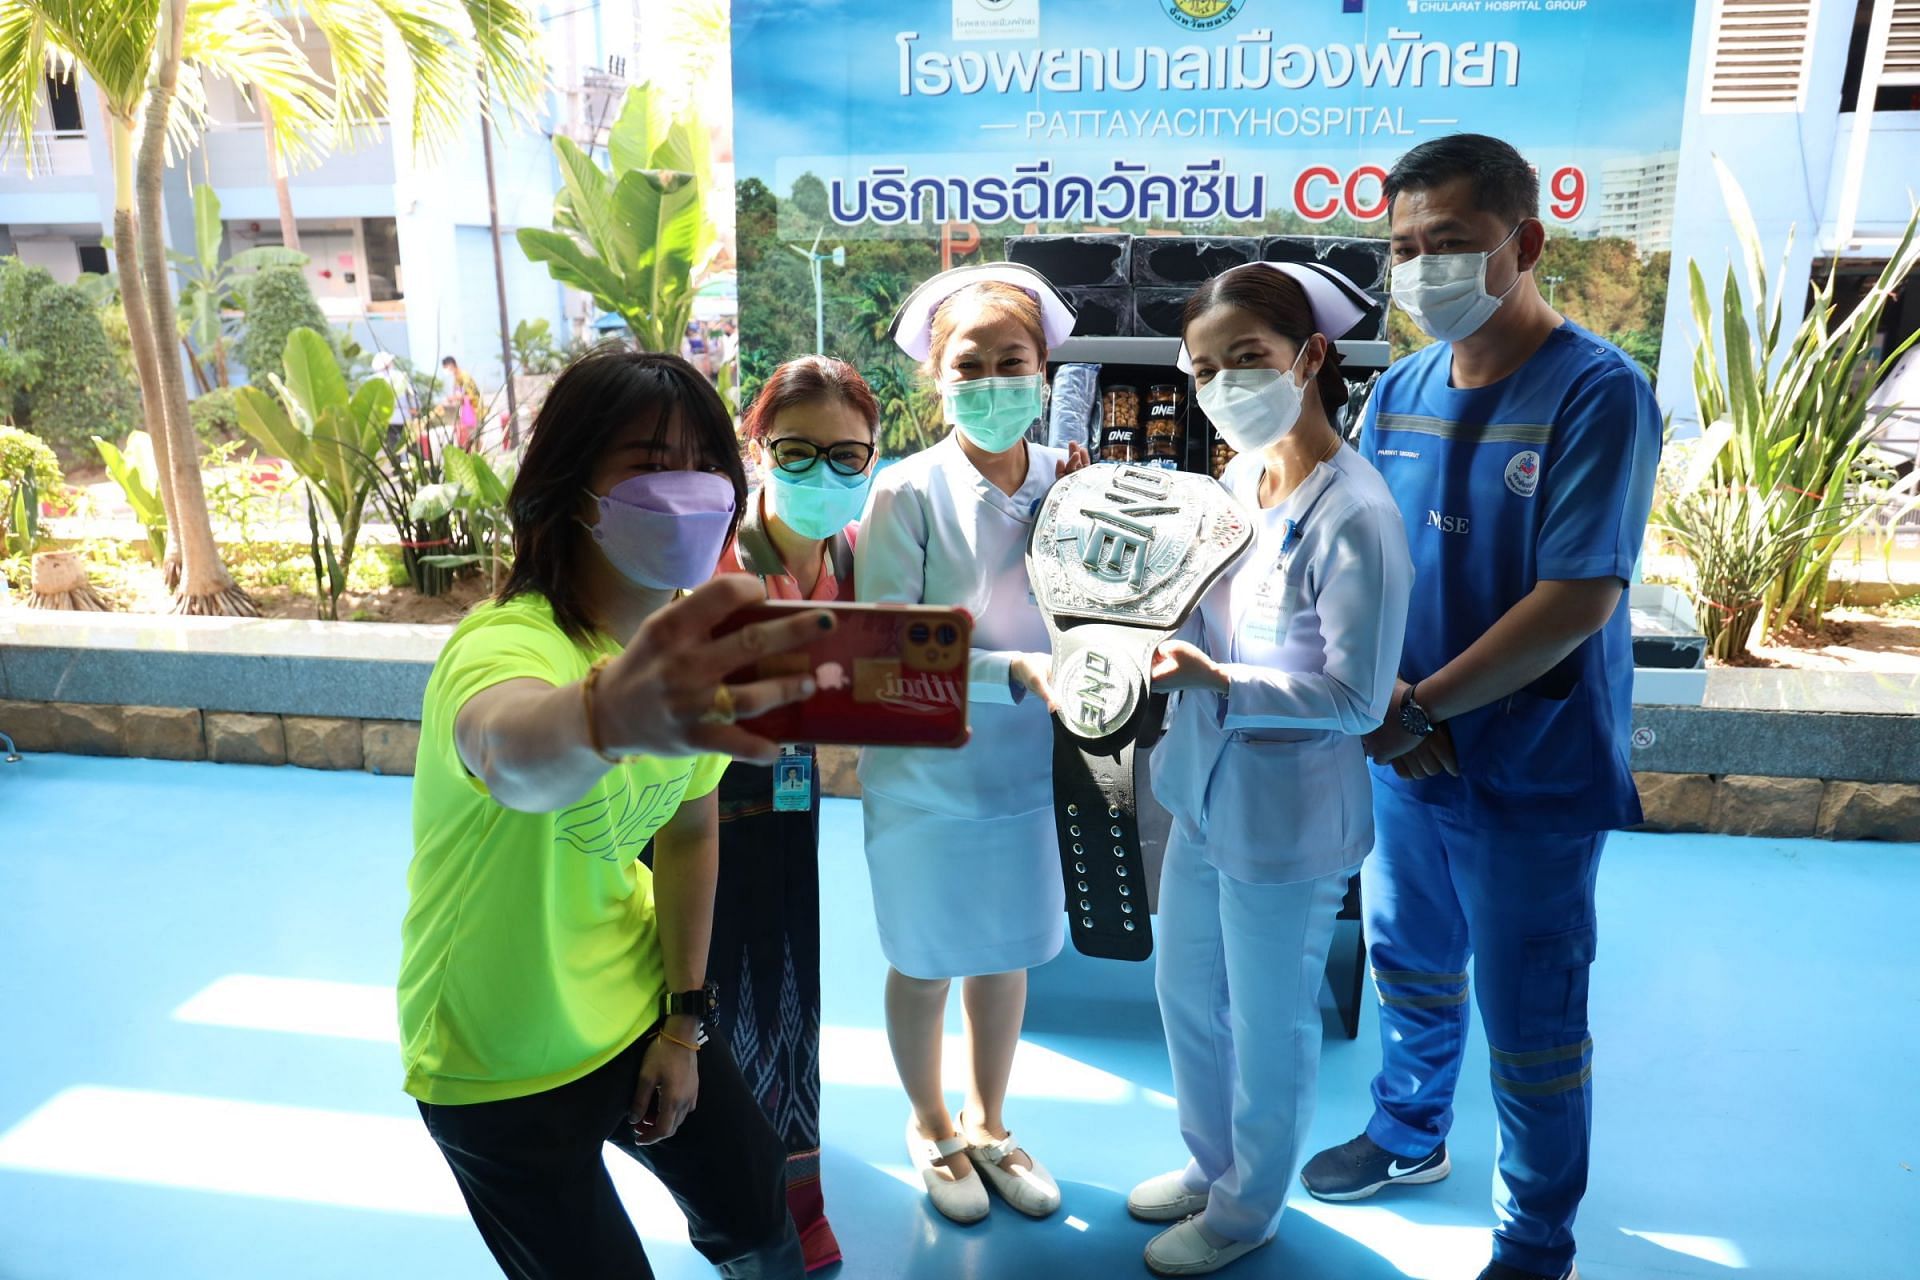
[713,600,972,748]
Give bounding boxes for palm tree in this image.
[1,0,544,613]
[150,0,545,613]
[254,0,547,251]
[0,0,184,574]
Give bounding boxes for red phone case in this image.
[714,601,973,748]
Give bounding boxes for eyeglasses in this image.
[766,437,875,477]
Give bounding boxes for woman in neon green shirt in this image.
[401,347,832,1279]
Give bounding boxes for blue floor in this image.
[0,754,1915,1280]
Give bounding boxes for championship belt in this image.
[1027,464,1254,961]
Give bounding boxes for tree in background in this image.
[175,183,309,390]
[20,284,139,457]
[240,265,339,389]
[0,0,544,614]
[0,256,53,423]
[0,256,139,458]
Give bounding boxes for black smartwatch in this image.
[1399,684,1436,739]
[660,981,718,1027]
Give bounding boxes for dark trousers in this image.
[420,1031,805,1280]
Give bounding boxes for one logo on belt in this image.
[1426,510,1471,535]
[1056,645,1142,739]
[1505,450,1542,498]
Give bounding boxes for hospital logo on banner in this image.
[1160,0,1247,29]
[953,0,1040,41]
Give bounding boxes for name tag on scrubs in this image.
[773,746,813,812]
[1245,601,1285,646]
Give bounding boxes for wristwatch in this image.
[1027,464,1253,962]
[1399,684,1435,738]
[660,981,719,1028]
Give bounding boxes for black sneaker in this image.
[1299,1132,1450,1201]
[1475,1264,1578,1280]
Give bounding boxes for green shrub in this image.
[20,284,140,456]
[99,301,139,385]
[191,386,245,447]
[239,266,339,389]
[0,257,55,422]
[0,257,53,337]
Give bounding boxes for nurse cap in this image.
[1174,261,1376,374]
[888,262,1078,361]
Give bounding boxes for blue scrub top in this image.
[1357,320,1662,835]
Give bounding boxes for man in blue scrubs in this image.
[1299,135,1661,1280]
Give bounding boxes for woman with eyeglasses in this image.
[709,356,881,1273]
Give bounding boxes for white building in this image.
[1658,0,1920,428]
[0,2,676,395]
[1596,152,1681,255]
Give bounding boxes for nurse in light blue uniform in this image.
[1300,135,1662,1280]
[856,263,1090,1227]
[1125,262,1412,1278]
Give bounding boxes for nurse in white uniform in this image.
[1125,263,1414,1276]
[855,263,1089,1225]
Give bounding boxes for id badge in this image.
[773,746,813,812]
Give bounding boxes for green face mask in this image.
[942,374,1044,452]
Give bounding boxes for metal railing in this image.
[0,134,53,175]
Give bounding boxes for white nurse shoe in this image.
[906,1116,989,1225]
[1127,1169,1210,1222]
[960,1113,1061,1218]
[1144,1217,1272,1276]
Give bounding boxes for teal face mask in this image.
[942,374,1044,453]
[765,460,872,540]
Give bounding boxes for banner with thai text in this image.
[731,0,1698,444]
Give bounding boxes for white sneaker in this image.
[906,1116,988,1225]
[1128,1169,1210,1223]
[960,1114,1061,1218]
[1144,1218,1271,1277]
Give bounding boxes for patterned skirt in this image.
[711,756,837,1269]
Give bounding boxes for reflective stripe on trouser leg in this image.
[1451,824,1604,1278]
[1363,785,1473,1158]
[1199,864,1350,1242]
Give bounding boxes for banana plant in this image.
[1682,157,1920,641]
[92,431,169,562]
[1,423,61,558]
[233,326,393,618]
[517,83,716,353]
[410,443,516,592]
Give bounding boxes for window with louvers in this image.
[1705,0,1822,112]
[1884,0,1920,85]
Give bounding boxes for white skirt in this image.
[861,791,1065,980]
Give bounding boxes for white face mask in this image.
[1390,224,1525,343]
[1194,349,1311,455]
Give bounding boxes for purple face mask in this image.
[586,470,737,590]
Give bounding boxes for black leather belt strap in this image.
[1028,465,1253,962]
[1049,675,1153,960]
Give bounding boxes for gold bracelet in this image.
[658,1030,702,1053]
[581,657,625,766]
